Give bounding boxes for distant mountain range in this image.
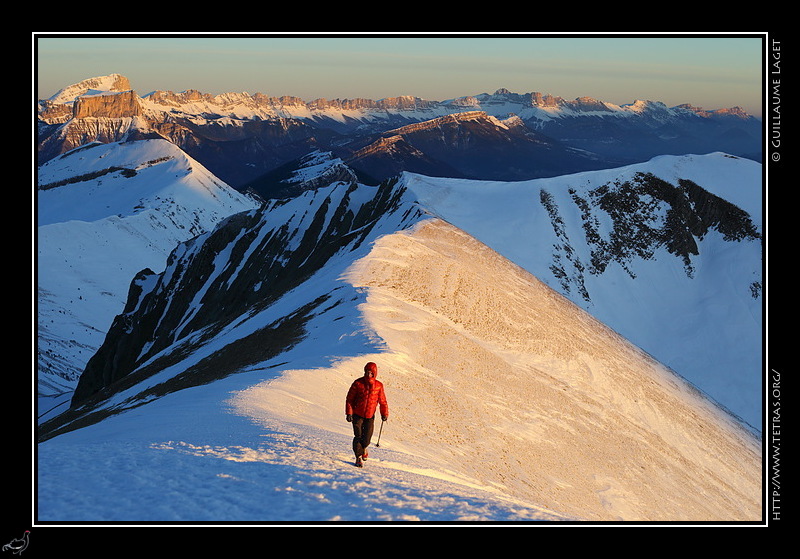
[37,74,762,192]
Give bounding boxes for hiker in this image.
[345,361,389,467]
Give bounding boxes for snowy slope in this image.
[36,215,761,522]
[36,139,259,417]
[37,160,762,523]
[45,73,130,106]
[403,153,763,430]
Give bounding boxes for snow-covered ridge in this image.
[37,144,762,434]
[402,152,762,429]
[45,73,132,106]
[37,139,255,226]
[36,139,259,413]
[38,206,762,522]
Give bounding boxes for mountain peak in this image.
[625,99,668,112]
[676,103,752,119]
[47,74,132,105]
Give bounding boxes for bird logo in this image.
[2,531,29,555]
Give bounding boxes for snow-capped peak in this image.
[37,138,259,403]
[47,73,133,105]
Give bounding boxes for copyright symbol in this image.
[773,152,781,162]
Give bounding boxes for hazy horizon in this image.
[34,33,765,117]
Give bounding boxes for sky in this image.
[34,33,765,117]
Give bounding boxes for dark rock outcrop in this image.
[69,178,419,408]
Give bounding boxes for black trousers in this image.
[351,415,375,458]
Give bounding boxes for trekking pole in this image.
[376,419,385,447]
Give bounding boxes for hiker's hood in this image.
[363,362,378,379]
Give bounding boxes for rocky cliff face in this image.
[530,91,561,108]
[73,90,142,119]
[38,74,136,124]
[38,89,144,162]
[36,101,73,125]
[541,170,762,301]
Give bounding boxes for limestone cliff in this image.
[73,90,142,119]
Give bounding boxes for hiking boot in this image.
[362,450,369,460]
[355,456,363,468]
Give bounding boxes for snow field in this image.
[231,218,761,521]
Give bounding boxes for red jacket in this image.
[346,374,388,419]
